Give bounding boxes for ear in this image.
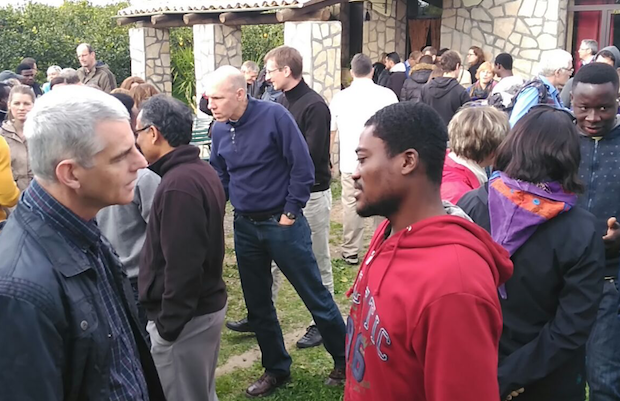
[283,66,292,78]
[401,149,419,175]
[150,125,162,146]
[55,159,82,190]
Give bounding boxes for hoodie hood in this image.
[390,62,406,73]
[426,76,461,99]
[349,214,513,297]
[596,46,620,68]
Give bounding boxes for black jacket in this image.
[458,185,605,401]
[421,77,470,125]
[377,68,390,87]
[400,63,434,102]
[372,62,385,84]
[278,79,331,192]
[140,145,227,341]
[0,200,165,400]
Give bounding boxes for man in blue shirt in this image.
[208,66,346,398]
[509,49,573,127]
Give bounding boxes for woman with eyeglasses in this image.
[467,46,485,84]
[458,106,605,401]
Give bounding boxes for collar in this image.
[389,62,406,73]
[149,145,200,177]
[538,75,559,95]
[227,95,255,128]
[22,179,100,252]
[284,79,310,103]
[448,151,488,185]
[350,77,376,86]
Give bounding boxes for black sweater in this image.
[278,79,331,192]
[458,185,604,401]
[139,145,227,341]
[421,77,470,126]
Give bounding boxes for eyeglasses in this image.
[135,124,152,135]
[560,67,574,74]
[265,67,283,74]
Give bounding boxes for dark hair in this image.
[437,48,450,57]
[365,102,447,185]
[264,45,303,79]
[574,62,620,92]
[16,63,33,74]
[111,93,135,117]
[418,55,433,64]
[387,52,401,64]
[20,58,36,68]
[351,53,373,77]
[50,73,80,89]
[439,50,461,72]
[140,94,193,147]
[0,83,10,101]
[597,49,616,63]
[494,107,584,193]
[422,46,437,56]
[494,53,513,70]
[469,46,485,65]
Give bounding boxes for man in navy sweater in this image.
[207,66,346,398]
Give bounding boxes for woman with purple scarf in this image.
[458,106,605,401]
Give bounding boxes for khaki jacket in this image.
[77,63,117,93]
[1,120,33,192]
[0,135,19,221]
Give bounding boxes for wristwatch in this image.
[284,212,297,220]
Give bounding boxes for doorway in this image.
[569,0,620,68]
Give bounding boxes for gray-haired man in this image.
[0,86,164,400]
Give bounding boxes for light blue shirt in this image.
[509,75,564,127]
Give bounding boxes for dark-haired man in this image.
[16,62,42,97]
[344,101,513,401]
[384,52,407,97]
[572,62,620,401]
[491,53,524,108]
[0,83,10,121]
[136,95,227,401]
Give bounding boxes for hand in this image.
[279,214,295,226]
[602,217,620,256]
[505,388,524,401]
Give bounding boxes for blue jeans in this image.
[233,213,346,376]
[586,278,620,401]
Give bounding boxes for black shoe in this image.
[325,367,345,386]
[296,325,323,349]
[342,254,359,265]
[226,317,254,333]
[246,371,290,398]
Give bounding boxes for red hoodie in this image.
[344,215,513,401]
[440,152,481,204]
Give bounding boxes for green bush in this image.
[241,24,284,67]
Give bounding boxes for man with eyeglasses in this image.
[509,49,573,127]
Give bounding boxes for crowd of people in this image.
[0,37,619,401]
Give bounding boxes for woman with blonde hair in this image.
[467,61,497,100]
[130,83,159,109]
[120,76,146,90]
[0,85,35,191]
[441,105,509,203]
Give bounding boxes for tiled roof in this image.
[118,0,314,16]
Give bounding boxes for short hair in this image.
[469,46,485,65]
[139,94,193,147]
[448,106,509,164]
[7,85,35,121]
[264,46,303,79]
[418,55,433,64]
[50,76,68,89]
[241,60,259,74]
[77,43,94,53]
[16,63,34,75]
[351,53,373,77]
[581,39,598,56]
[21,57,36,66]
[538,49,573,76]
[129,83,160,109]
[0,83,10,102]
[110,93,135,117]
[574,62,620,92]
[120,76,145,90]
[387,52,401,64]
[438,50,461,72]
[422,46,437,56]
[438,48,450,57]
[46,65,62,75]
[596,50,616,63]
[494,106,583,193]
[409,50,422,61]
[59,68,80,83]
[365,102,447,185]
[475,61,494,79]
[494,53,513,70]
[24,85,129,182]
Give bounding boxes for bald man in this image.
[76,43,117,92]
[208,66,346,398]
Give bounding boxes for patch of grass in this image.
[331,179,342,201]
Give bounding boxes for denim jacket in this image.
[578,121,620,277]
[0,201,165,400]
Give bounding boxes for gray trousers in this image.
[147,304,227,401]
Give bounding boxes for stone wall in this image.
[440,0,569,77]
[129,26,172,94]
[193,23,242,116]
[362,0,408,63]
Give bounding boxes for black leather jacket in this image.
[0,201,165,400]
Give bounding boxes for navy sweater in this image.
[210,97,315,215]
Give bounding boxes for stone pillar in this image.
[362,0,407,63]
[193,24,242,115]
[129,26,172,94]
[284,21,342,173]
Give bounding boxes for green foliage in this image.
[0,1,130,84]
[170,27,196,109]
[241,24,284,67]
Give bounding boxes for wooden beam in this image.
[116,16,150,26]
[276,0,343,21]
[183,13,220,25]
[276,7,331,22]
[219,12,278,26]
[150,14,186,28]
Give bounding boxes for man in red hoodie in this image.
[345,101,513,401]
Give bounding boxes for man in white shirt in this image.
[330,53,398,265]
[491,53,524,108]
